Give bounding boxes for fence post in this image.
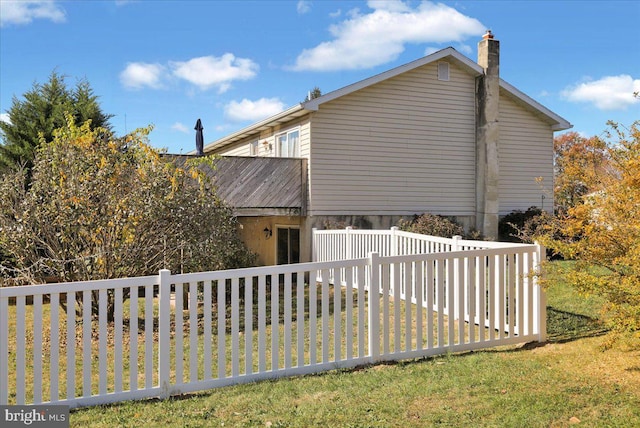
[390,226,399,256]
[346,226,353,260]
[452,236,462,319]
[158,269,172,398]
[368,252,380,363]
[452,235,461,251]
[312,228,317,262]
[533,242,547,342]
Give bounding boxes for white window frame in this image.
[276,128,300,158]
[249,140,259,156]
[437,61,450,81]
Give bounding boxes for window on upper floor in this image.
[437,61,450,81]
[276,129,300,157]
[249,140,259,156]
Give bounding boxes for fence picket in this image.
[16,296,25,404]
[189,282,198,382]
[175,284,183,385]
[271,274,279,371]
[50,293,59,402]
[321,269,330,364]
[144,284,153,389]
[0,296,6,405]
[82,291,91,398]
[415,261,423,351]
[99,289,107,396]
[368,253,381,362]
[246,276,254,375]
[405,262,413,352]
[218,279,226,379]
[114,287,123,393]
[357,264,366,358]
[381,263,390,355]
[284,274,292,369]
[129,287,138,391]
[296,272,305,367]
[309,270,317,365]
[66,292,75,400]
[436,260,444,348]
[333,268,342,362]
[204,281,212,379]
[232,277,240,377]
[345,266,353,361]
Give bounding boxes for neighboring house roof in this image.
[199,47,571,154]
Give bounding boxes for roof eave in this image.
[197,104,308,154]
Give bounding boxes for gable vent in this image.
[437,61,450,81]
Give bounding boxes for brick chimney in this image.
[476,30,500,239]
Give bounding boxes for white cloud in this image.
[120,54,258,92]
[456,43,472,55]
[119,62,165,90]
[424,46,440,56]
[367,0,411,13]
[290,0,485,71]
[297,0,311,14]
[562,75,640,110]
[170,54,258,92]
[329,8,342,18]
[0,113,11,124]
[0,0,66,26]
[224,98,285,122]
[171,122,189,133]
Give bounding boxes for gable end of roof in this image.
[302,47,483,111]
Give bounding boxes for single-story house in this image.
[195,32,572,265]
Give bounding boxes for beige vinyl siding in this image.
[213,117,311,159]
[308,61,476,216]
[220,143,252,156]
[498,92,554,214]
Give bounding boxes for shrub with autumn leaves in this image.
[0,116,255,319]
[541,121,640,342]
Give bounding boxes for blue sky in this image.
[1,0,639,154]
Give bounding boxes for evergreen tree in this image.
[303,86,322,102]
[0,71,113,173]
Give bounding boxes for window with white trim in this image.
[437,61,450,81]
[276,129,300,157]
[249,140,259,156]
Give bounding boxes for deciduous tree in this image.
[542,121,640,341]
[553,131,610,211]
[0,116,255,319]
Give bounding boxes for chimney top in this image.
[483,30,494,40]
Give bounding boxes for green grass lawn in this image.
[67,261,640,427]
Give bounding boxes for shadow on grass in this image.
[546,306,608,343]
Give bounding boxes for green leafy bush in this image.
[498,206,544,242]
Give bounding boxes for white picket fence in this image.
[0,229,545,408]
